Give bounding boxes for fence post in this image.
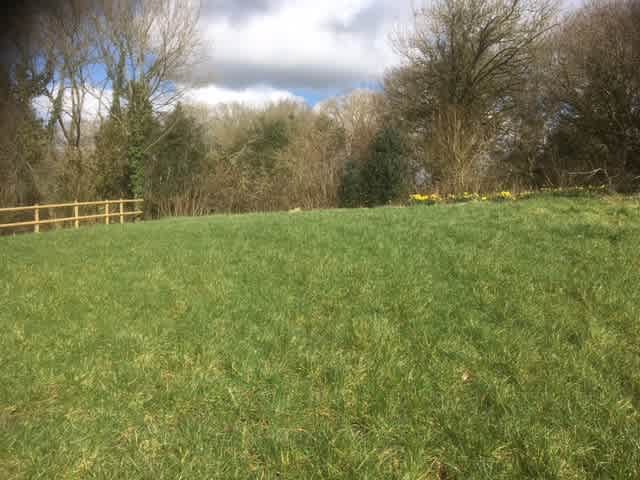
[34,204,40,233]
[74,200,79,229]
[119,199,124,224]
[105,201,110,225]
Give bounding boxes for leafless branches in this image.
[386,0,559,192]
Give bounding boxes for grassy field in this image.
[1,195,639,479]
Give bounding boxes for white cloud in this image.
[32,83,303,120]
[183,84,304,108]
[33,86,114,123]
[193,0,410,91]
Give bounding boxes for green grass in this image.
[1,195,640,479]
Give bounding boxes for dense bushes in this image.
[339,126,409,207]
[147,104,208,217]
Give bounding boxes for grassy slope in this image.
[1,196,639,479]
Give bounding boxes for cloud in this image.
[32,83,301,120]
[183,84,304,108]
[193,0,410,92]
[325,0,388,34]
[32,86,114,123]
[201,0,284,24]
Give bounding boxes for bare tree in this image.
[319,89,384,159]
[41,1,96,151]
[90,0,201,116]
[25,0,203,200]
[386,0,559,192]
[548,0,640,190]
[0,3,58,208]
[85,0,203,198]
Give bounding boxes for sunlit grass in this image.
[1,195,639,478]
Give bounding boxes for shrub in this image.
[360,126,408,207]
[338,159,364,208]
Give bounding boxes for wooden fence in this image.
[0,199,144,234]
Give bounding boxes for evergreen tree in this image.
[150,103,207,204]
[126,82,158,198]
[338,159,363,208]
[360,127,408,206]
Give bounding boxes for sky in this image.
[185,0,413,108]
[185,0,580,108]
[30,0,580,116]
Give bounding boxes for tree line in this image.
[1,0,639,217]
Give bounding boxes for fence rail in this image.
[0,199,144,234]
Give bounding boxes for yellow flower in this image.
[411,193,443,204]
[410,194,430,202]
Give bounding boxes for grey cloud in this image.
[326,0,388,35]
[193,1,408,92]
[201,0,283,24]
[189,58,378,91]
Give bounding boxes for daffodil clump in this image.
[410,191,511,205]
[461,192,481,202]
[409,185,608,206]
[410,193,442,204]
